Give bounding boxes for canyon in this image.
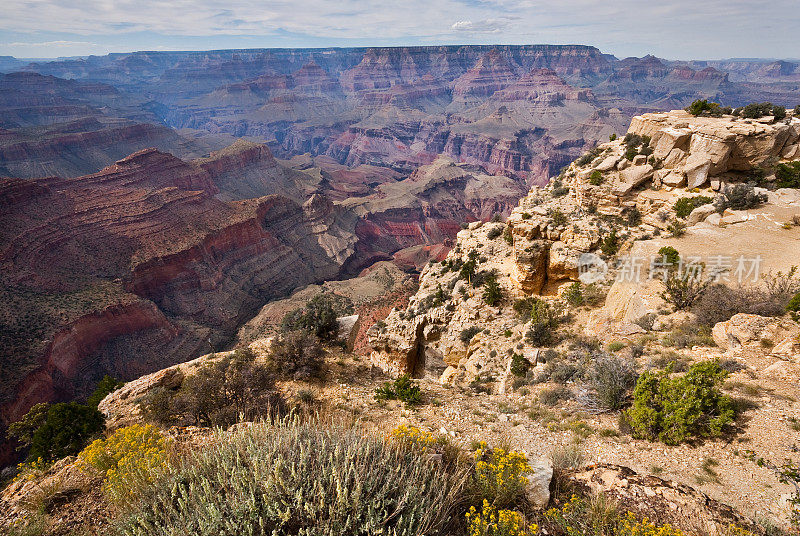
[1,45,799,468]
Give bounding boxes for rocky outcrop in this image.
[712,314,800,360]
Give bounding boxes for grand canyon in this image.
[2,39,800,536]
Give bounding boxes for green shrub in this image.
[460,326,482,344]
[482,274,504,306]
[550,208,567,227]
[657,246,680,265]
[269,330,325,380]
[740,102,777,119]
[282,293,353,340]
[609,133,617,141]
[776,161,800,188]
[563,282,584,307]
[487,225,503,240]
[685,99,726,117]
[589,170,603,186]
[795,105,800,116]
[86,375,124,408]
[623,206,642,227]
[626,360,734,444]
[661,270,710,310]
[774,105,787,120]
[376,374,422,406]
[788,292,800,321]
[25,402,104,462]
[599,229,620,256]
[624,146,638,161]
[116,419,466,536]
[673,196,713,218]
[510,354,530,377]
[667,219,686,237]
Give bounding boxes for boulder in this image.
[663,147,687,167]
[659,170,686,188]
[653,127,692,160]
[684,156,712,188]
[525,457,553,508]
[686,203,716,225]
[595,154,619,171]
[712,313,774,350]
[613,164,654,195]
[336,314,360,351]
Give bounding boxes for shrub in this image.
[538,359,583,384]
[776,161,800,188]
[545,495,688,536]
[563,282,584,307]
[459,251,480,282]
[389,424,436,450]
[141,349,285,428]
[282,293,353,340]
[466,500,537,536]
[503,226,514,245]
[657,246,680,265]
[609,133,617,141]
[715,184,767,212]
[539,385,573,406]
[674,195,713,218]
[20,402,104,463]
[661,322,715,348]
[685,99,726,117]
[472,442,532,508]
[589,170,603,186]
[85,375,124,408]
[461,326,482,344]
[692,283,790,326]
[788,292,800,321]
[482,273,504,306]
[116,419,466,536]
[487,225,504,240]
[740,102,777,119]
[525,321,553,347]
[624,145,638,161]
[795,105,800,116]
[375,374,422,406]
[269,330,325,380]
[626,360,735,444]
[661,270,710,310]
[584,355,638,412]
[774,105,787,120]
[510,354,530,377]
[550,208,567,227]
[667,219,686,237]
[599,229,620,256]
[624,206,642,227]
[79,424,171,508]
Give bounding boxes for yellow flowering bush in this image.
[12,456,49,483]
[473,441,532,508]
[545,495,689,536]
[78,424,170,507]
[389,424,436,450]
[466,500,538,536]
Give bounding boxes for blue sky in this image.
[1,0,797,60]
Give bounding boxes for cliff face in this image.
[368,109,800,383]
[0,145,359,467]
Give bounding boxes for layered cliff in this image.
[0,145,359,467]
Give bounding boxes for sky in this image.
[0,0,797,61]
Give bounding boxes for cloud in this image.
[4,40,96,47]
[0,0,798,59]
[450,18,516,33]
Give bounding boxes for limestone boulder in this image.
[613,164,654,195]
[336,314,360,351]
[684,156,712,188]
[686,203,716,225]
[525,457,553,508]
[595,154,619,171]
[712,313,774,350]
[653,127,692,160]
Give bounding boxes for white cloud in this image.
[450,18,517,33]
[0,0,798,59]
[4,40,96,47]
